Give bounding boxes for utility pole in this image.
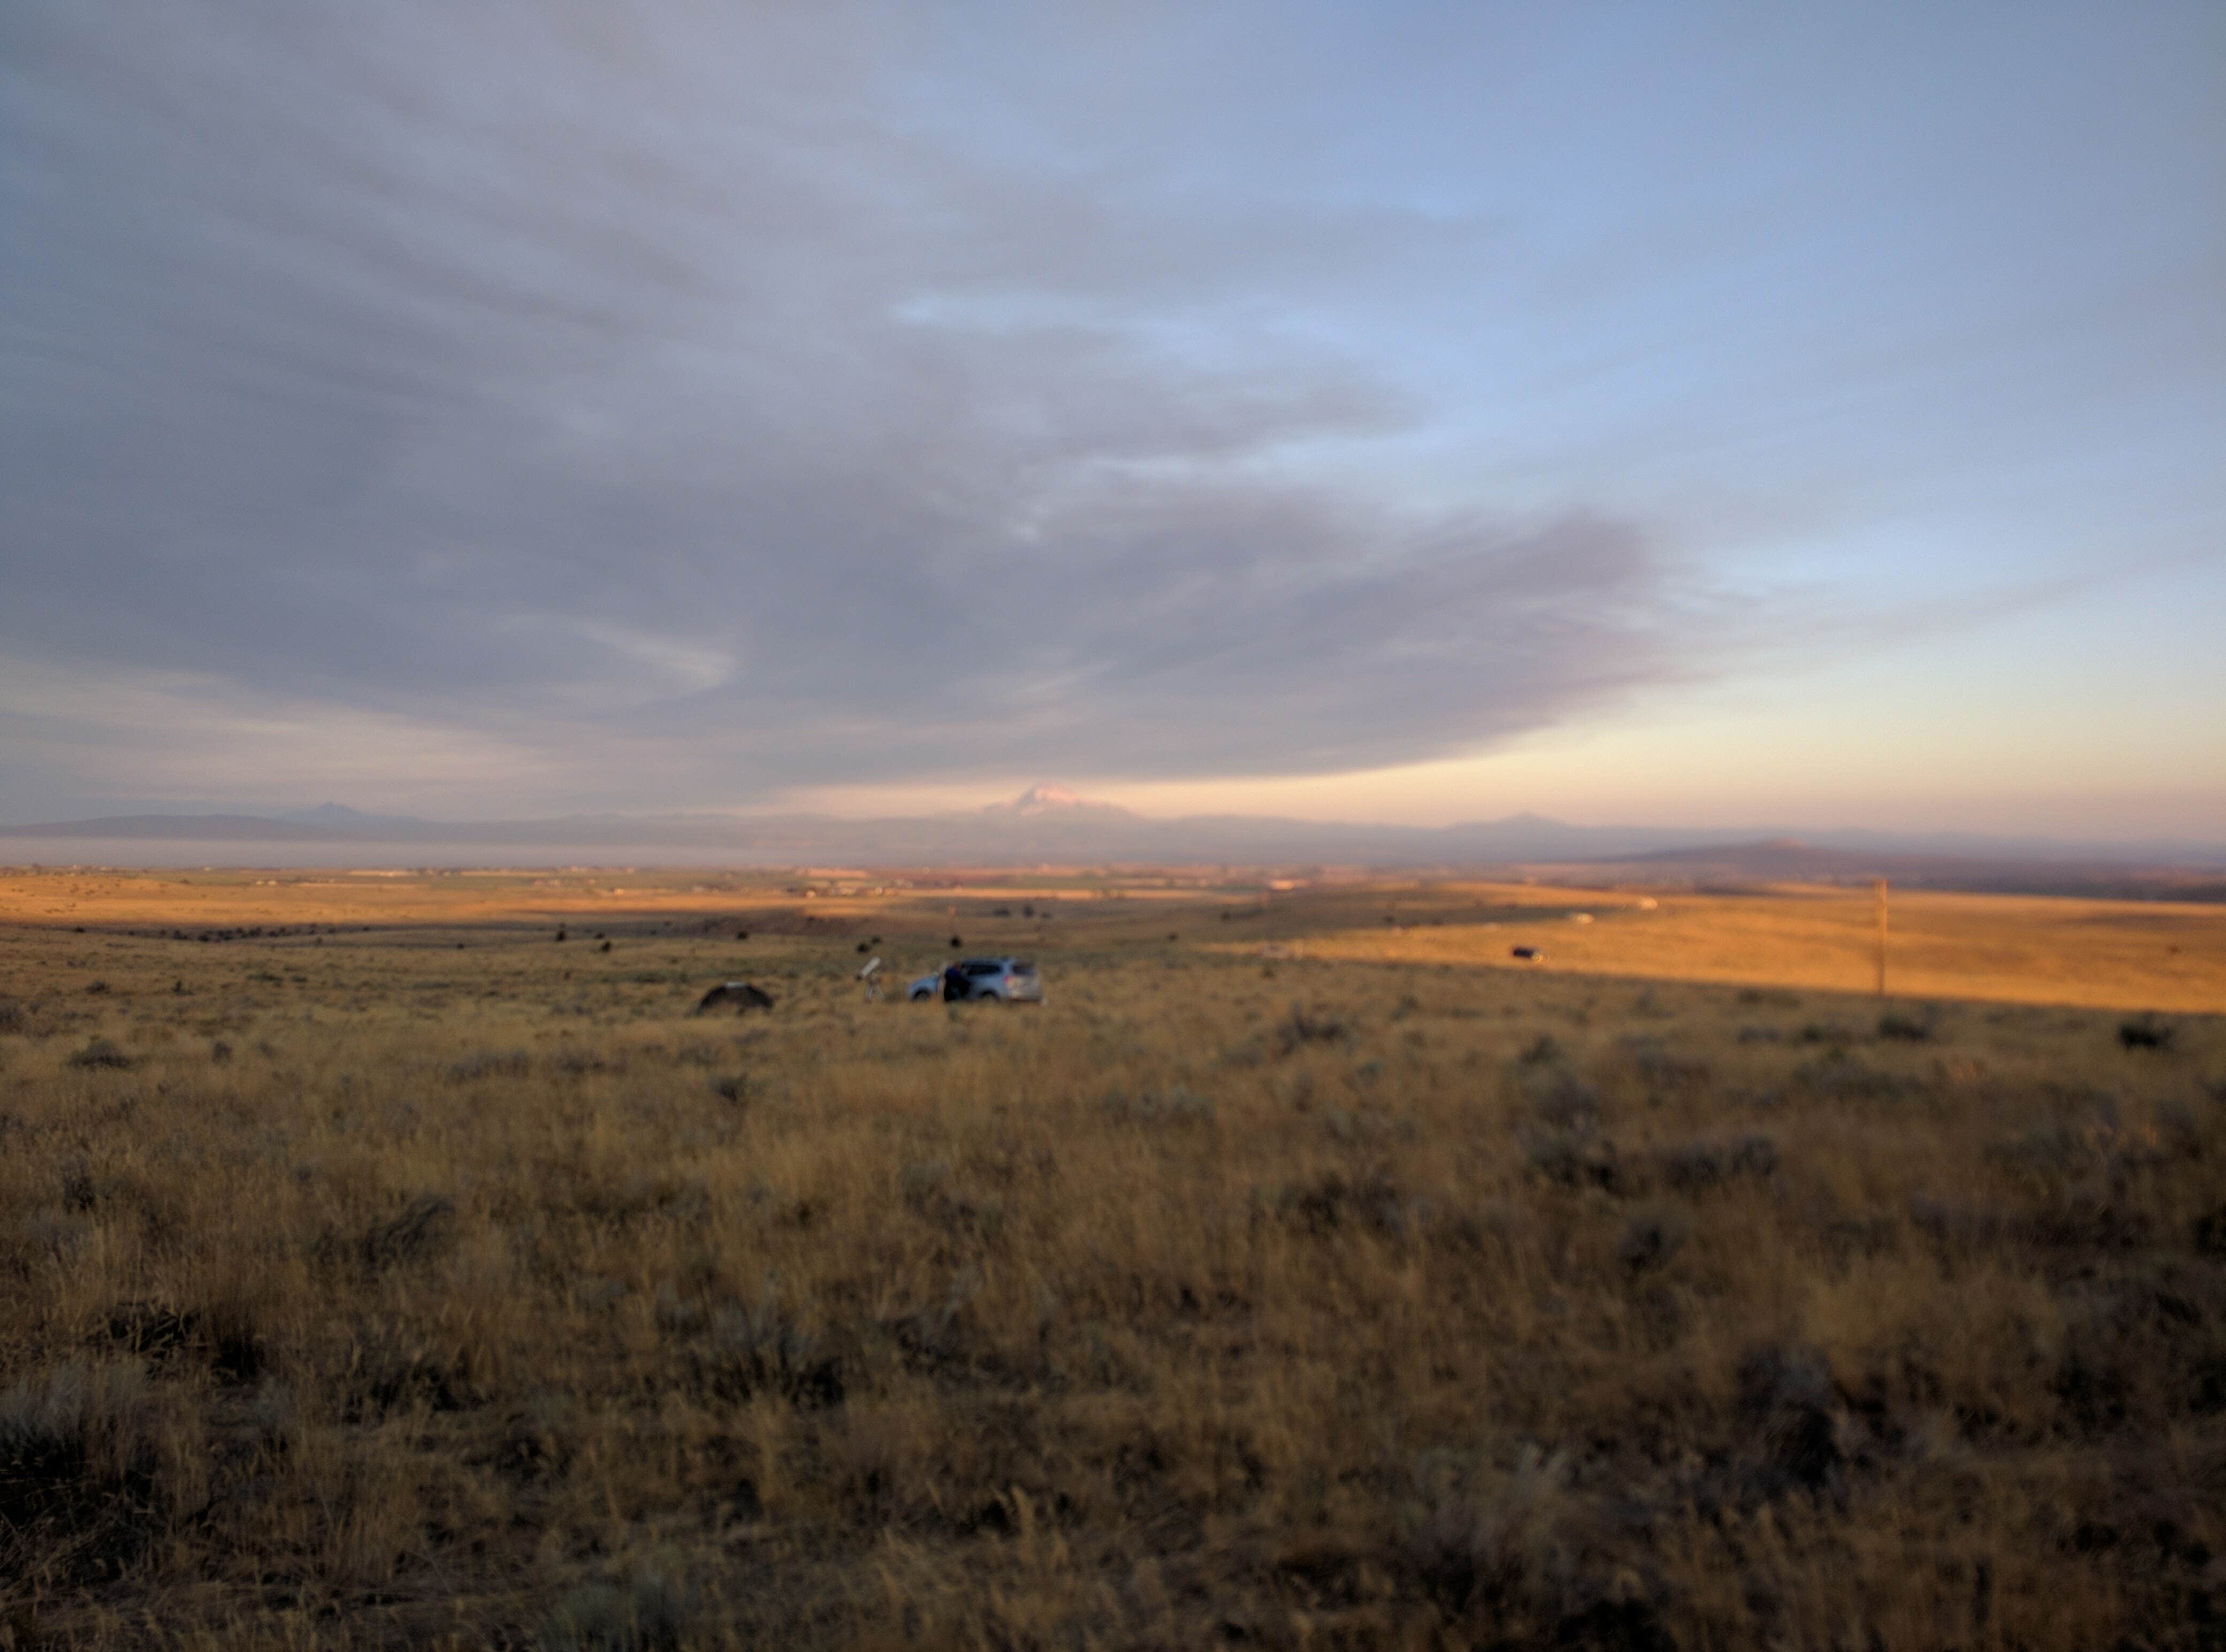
[1873,878,1889,998]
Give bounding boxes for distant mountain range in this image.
[1547,837,2226,902]
[4,787,2222,895]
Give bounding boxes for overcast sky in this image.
[3,2,2221,832]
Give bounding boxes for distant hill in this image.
[5,789,2222,896]
[276,803,445,836]
[1550,837,2226,902]
[0,813,361,842]
[1628,837,1927,877]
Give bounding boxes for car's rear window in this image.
[1010,961,1036,975]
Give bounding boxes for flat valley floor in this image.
[2,868,2222,1649]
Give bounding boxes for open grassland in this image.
[1213,880,2226,1016]
[2,869,2224,1649]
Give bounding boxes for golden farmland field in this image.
[1267,880,2226,1015]
[2,867,2223,1649]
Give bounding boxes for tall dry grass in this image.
[1,879,2222,1648]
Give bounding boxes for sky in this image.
[3,2,2221,836]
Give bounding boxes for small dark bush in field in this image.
[97,1305,199,1363]
[1101,1085,1216,1126]
[1403,1447,1568,1612]
[1521,1126,1618,1190]
[735,929,748,940]
[2152,1098,2202,1158]
[1651,1133,1778,1192]
[599,940,612,952]
[1620,1204,1691,1273]
[555,928,567,941]
[1399,1443,1669,1643]
[711,1075,750,1105]
[1989,1115,2110,1178]
[0,999,23,1034]
[1517,1068,1618,1188]
[1909,1194,2011,1250]
[1877,1007,1933,1041]
[1737,1345,1841,1494]
[2024,1187,2154,1252]
[698,1303,843,1410]
[59,1162,97,1211]
[446,1049,530,1082]
[1529,1072,1603,1131]
[65,1038,134,1070]
[539,1558,694,1652]
[208,1319,265,1383]
[1737,987,1801,1007]
[0,1364,162,1586]
[84,980,108,995]
[949,935,962,947]
[1791,1052,1915,1103]
[2194,1207,2226,1257]
[693,982,774,1014]
[1518,1032,1563,1066]
[1276,1166,1412,1237]
[99,1304,265,1383]
[2118,1015,2174,1051]
[1275,1003,1351,1055]
[486,1393,576,1483]
[1622,1036,1712,1091]
[1218,1034,1269,1067]
[350,1352,470,1420]
[356,1194,457,1272]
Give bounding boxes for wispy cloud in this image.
[0,2,1711,812]
[3,2,2216,821]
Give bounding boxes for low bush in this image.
[2119,1014,2175,1051]
[1275,1003,1352,1054]
[64,1037,134,1070]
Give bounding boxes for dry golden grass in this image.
[2,868,2223,1649]
[1219,879,2226,1015]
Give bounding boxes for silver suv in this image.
[909,957,1044,1004]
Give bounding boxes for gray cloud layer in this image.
[2,3,1707,810]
